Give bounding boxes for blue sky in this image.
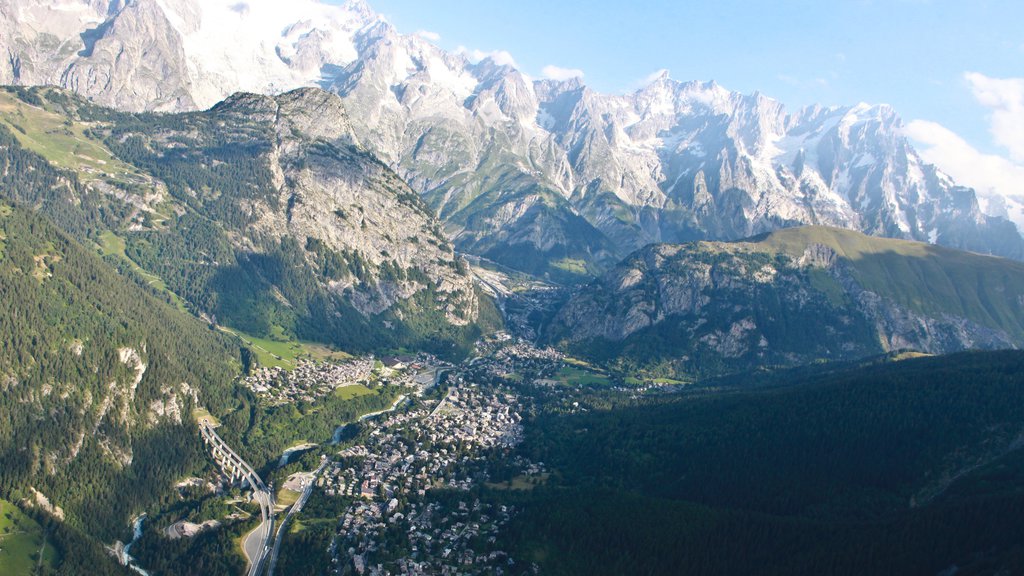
[350,0,1024,201]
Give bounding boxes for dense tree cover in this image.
[0,204,244,568]
[272,490,351,575]
[498,351,1024,575]
[130,513,253,576]
[97,108,278,230]
[216,385,402,472]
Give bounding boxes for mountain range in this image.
[0,84,493,356]
[3,1,1024,574]
[2,0,1021,280]
[551,226,1024,377]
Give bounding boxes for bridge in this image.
[199,419,275,576]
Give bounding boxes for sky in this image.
[343,0,1024,205]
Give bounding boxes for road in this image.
[198,421,275,576]
[429,389,452,419]
[265,459,329,576]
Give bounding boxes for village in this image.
[226,337,575,574]
[315,382,530,574]
[242,358,376,405]
[242,353,451,405]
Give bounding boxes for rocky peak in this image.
[274,88,360,148]
[2,0,1020,278]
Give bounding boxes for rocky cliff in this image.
[0,85,492,356]
[550,226,1024,376]
[1,0,1019,280]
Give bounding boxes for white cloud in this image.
[642,69,671,84]
[455,46,517,68]
[965,72,1024,162]
[620,69,671,92]
[415,30,440,42]
[541,65,584,81]
[905,119,1024,228]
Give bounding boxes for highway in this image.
[265,459,329,576]
[198,420,276,576]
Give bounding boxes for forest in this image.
[497,351,1024,575]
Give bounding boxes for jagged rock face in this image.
[0,0,193,110]
[114,87,480,325]
[550,227,1024,377]
[2,0,1021,277]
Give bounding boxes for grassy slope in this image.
[0,90,139,183]
[218,326,353,370]
[0,499,58,576]
[747,226,1024,338]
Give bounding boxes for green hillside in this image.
[554,226,1024,378]
[0,203,244,573]
[500,351,1024,575]
[747,226,1024,340]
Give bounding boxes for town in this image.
[242,353,452,406]
[188,337,581,575]
[323,385,530,574]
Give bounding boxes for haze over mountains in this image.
[2,0,1022,280]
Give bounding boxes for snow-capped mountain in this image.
[1,0,1020,277]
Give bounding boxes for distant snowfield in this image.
[154,0,372,107]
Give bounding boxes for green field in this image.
[334,384,374,400]
[288,517,335,535]
[556,365,611,387]
[221,327,353,370]
[0,90,141,183]
[550,258,589,275]
[276,489,301,510]
[562,356,595,369]
[97,230,127,257]
[0,499,58,575]
[486,473,550,491]
[192,407,221,426]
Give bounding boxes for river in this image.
[121,514,151,576]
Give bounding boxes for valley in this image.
[119,335,1024,576]
[0,1,1020,575]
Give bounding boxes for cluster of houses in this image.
[343,499,519,575]
[466,338,566,386]
[322,387,527,574]
[241,358,374,404]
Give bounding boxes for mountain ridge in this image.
[1,0,1020,280]
[0,84,495,358]
[551,225,1024,377]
